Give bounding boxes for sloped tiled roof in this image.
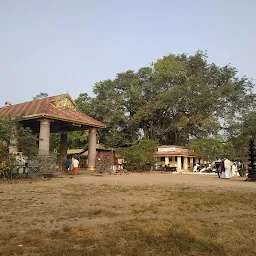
[155,145,201,157]
[155,151,200,157]
[67,149,85,154]
[0,94,105,128]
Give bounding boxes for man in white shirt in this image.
[193,163,199,172]
[72,157,79,175]
[223,157,232,179]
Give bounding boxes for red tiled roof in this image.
[0,94,105,128]
[155,151,200,157]
[155,145,201,157]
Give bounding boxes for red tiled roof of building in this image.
[155,145,201,157]
[0,94,105,128]
[155,151,200,157]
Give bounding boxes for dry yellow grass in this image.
[0,174,256,255]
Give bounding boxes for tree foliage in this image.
[0,141,16,178]
[50,133,60,153]
[49,131,89,153]
[0,117,14,147]
[0,118,38,178]
[118,140,157,171]
[76,51,255,151]
[68,131,88,149]
[225,110,256,160]
[190,138,235,161]
[33,92,49,100]
[18,127,38,157]
[0,117,38,156]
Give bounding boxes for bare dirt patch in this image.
[0,172,255,255]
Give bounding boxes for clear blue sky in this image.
[1,0,255,105]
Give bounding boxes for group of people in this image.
[215,158,242,179]
[193,157,243,179]
[65,157,79,175]
[163,164,177,172]
[193,162,213,173]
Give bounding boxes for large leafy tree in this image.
[76,51,255,149]
[135,52,254,145]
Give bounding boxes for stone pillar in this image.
[172,156,176,167]
[165,156,169,165]
[177,156,182,172]
[60,132,68,170]
[184,157,188,171]
[195,158,199,165]
[189,157,194,170]
[9,125,19,154]
[87,128,97,171]
[39,119,50,155]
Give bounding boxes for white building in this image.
[155,145,202,172]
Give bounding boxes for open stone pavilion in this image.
[0,94,105,171]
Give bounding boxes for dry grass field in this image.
[0,171,256,256]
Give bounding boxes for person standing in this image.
[72,157,79,175]
[231,161,238,177]
[237,161,243,176]
[193,163,199,172]
[65,157,71,172]
[224,157,232,179]
[215,157,222,178]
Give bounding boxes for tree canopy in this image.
[33,92,49,100]
[76,51,255,154]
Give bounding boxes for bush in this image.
[238,168,246,177]
[0,117,40,178]
[0,141,16,178]
[18,127,38,157]
[118,140,157,172]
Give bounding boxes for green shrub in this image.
[0,141,16,178]
[118,139,157,172]
[238,168,246,177]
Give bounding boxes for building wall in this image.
[157,156,196,171]
[96,150,117,166]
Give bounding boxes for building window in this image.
[169,157,172,162]
[175,156,177,162]
[160,157,165,162]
